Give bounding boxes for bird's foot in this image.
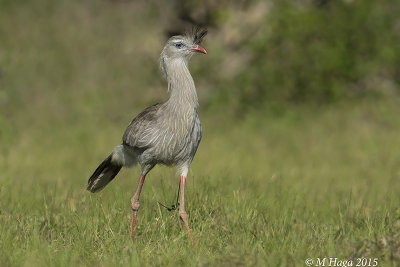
[130,199,140,239]
[179,212,194,246]
[130,212,137,239]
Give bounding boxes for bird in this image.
[86,27,207,244]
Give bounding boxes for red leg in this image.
[179,175,194,245]
[131,175,146,238]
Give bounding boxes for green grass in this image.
[1,100,400,266]
[1,1,400,266]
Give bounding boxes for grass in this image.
[1,100,400,266]
[1,1,400,266]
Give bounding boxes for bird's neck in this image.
[164,58,199,111]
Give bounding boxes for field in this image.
[1,100,400,266]
[1,1,400,266]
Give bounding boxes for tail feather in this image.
[87,154,122,193]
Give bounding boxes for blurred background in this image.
[1,0,400,180]
[1,0,400,264]
[1,0,400,122]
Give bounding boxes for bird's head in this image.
[160,27,207,65]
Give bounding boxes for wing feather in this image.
[122,103,162,149]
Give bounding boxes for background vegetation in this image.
[1,0,400,266]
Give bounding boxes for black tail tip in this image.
[86,154,122,193]
[86,185,97,193]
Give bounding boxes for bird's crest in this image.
[186,26,208,45]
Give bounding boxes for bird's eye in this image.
[173,42,184,49]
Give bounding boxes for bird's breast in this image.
[152,110,201,164]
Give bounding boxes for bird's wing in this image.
[122,103,162,149]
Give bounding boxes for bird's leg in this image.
[130,175,146,238]
[179,175,194,245]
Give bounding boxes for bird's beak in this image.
[191,44,207,54]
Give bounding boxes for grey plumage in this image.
[86,28,207,243]
[87,29,206,192]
